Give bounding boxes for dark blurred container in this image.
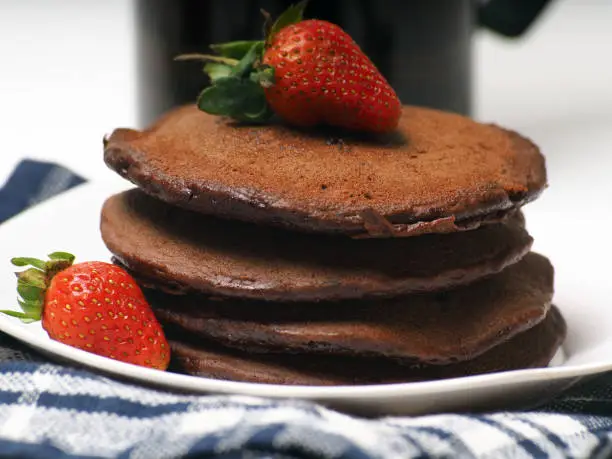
[136,0,551,126]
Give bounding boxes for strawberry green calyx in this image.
[210,41,263,59]
[175,1,308,123]
[266,1,308,44]
[0,252,75,323]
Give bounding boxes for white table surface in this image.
[1,0,611,202]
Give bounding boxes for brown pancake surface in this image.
[104,105,546,237]
[101,189,532,301]
[167,306,566,386]
[148,253,554,364]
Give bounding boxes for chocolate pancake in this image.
[104,105,546,238]
[148,253,554,364]
[101,189,532,301]
[166,306,566,385]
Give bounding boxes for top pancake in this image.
[104,104,546,237]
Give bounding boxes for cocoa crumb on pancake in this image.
[104,105,546,237]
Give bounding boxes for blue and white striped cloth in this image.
[2,160,612,459]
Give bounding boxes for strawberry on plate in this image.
[1,252,170,370]
[176,1,401,134]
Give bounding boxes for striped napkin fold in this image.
[1,159,612,459]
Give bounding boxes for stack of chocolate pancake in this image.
[100,104,566,385]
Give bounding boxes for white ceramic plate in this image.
[0,182,610,416]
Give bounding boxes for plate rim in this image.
[0,313,603,400]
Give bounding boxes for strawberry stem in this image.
[197,77,272,122]
[18,268,46,289]
[174,54,239,66]
[48,252,75,262]
[210,41,264,60]
[267,0,308,43]
[45,259,73,283]
[1,252,75,324]
[18,298,43,319]
[11,257,46,270]
[229,42,264,78]
[178,1,308,124]
[17,280,43,302]
[203,63,233,82]
[261,9,273,39]
[250,66,275,88]
[0,310,40,323]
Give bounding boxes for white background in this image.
[0,0,611,195]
